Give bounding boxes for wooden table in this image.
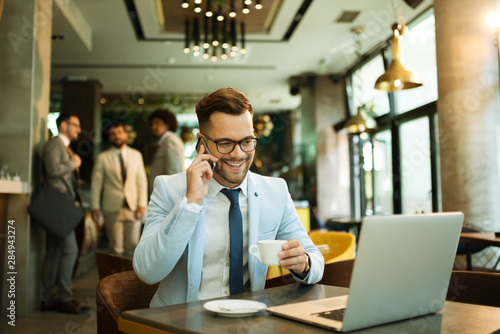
[459,232,500,270]
[118,284,500,334]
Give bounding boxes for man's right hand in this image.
[186,144,218,205]
[91,209,101,225]
[71,154,82,168]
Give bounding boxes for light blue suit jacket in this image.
[133,171,324,307]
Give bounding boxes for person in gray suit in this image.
[40,113,90,314]
[90,122,148,258]
[148,109,186,197]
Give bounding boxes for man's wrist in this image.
[303,253,311,273]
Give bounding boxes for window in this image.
[344,8,440,217]
[373,130,393,215]
[350,55,390,117]
[394,10,438,114]
[400,117,432,214]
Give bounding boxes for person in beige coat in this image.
[90,122,148,258]
[148,109,186,197]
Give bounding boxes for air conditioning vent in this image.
[335,11,360,23]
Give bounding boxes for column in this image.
[435,0,500,267]
[314,76,351,223]
[0,0,53,316]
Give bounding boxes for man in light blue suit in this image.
[133,88,324,307]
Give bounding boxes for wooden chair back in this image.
[446,270,500,308]
[95,251,134,279]
[96,270,159,334]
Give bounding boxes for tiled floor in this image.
[0,260,100,334]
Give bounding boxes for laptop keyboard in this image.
[311,308,346,322]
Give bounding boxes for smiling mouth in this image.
[224,161,245,168]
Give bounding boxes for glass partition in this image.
[373,130,393,215]
[400,116,432,214]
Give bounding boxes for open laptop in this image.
[267,212,464,332]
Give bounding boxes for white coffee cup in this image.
[249,240,287,266]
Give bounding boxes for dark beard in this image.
[214,158,251,187]
[111,140,125,148]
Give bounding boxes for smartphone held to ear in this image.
[196,137,215,170]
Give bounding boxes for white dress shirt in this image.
[186,176,250,300]
[58,134,70,147]
[112,146,128,173]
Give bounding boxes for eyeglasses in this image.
[202,133,259,154]
[68,122,81,129]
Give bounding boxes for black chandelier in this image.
[181,0,263,61]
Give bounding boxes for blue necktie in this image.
[221,188,244,295]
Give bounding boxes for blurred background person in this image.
[90,122,147,258]
[40,113,89,314]
[148,109,186,197]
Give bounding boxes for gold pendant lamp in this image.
[374,23,422,92]
[343,26,378,135]
[344,106,378,134]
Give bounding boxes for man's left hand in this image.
[136,206,145,219]
[279,239,308,274]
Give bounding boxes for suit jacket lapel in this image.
[247,172,260,286]
[187,198,206,301]
[106,149,123,184]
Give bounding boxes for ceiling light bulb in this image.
[193,50,200,56]
[212,40,219,46]
[194,6,202,13]
[242,8,250,14]
[182,2,189,9]
[203,42,210,48]
[217,15,224,21]
[229,12,236,18]
[221,54,228,60]
[206,11,213,17]
[240,48,246,54]
[211,56,217,61]
[230,51,237,57]
[184,48,190,53]
[222,42,229,49]
[245,0,252,5]
[193,45,200,51]
[194,0,202,4]
[255,4,262,10]
[203,53,210,59]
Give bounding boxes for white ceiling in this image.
[50,0,433,113]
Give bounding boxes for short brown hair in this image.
[149,109,178,132]
[195,88,253,131]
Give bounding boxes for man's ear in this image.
[58,121,68,134]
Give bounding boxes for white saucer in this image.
[203,299,267,317]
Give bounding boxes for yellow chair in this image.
[266,231,356,280]
[266,207,311,280]
[295,207,311,232]
[308,231,356,264]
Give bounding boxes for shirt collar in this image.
[207,174,248,199]
[58,134,70,147]
[112,146,127,154]
[158,131,172,146]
